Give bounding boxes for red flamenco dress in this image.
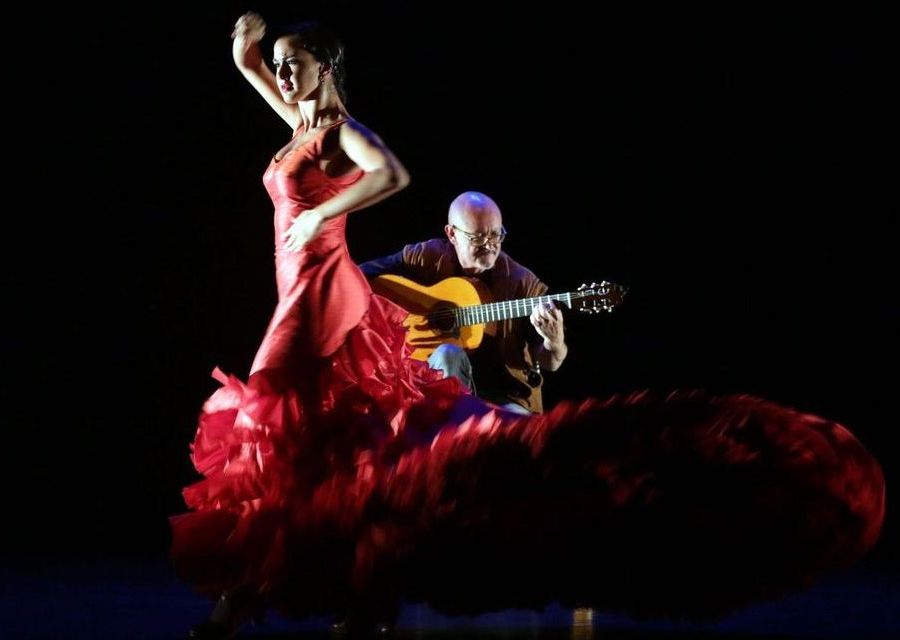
[170,121,885,622]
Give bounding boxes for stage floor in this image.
[2,553,897,639]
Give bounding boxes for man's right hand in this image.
[231,11,266,67]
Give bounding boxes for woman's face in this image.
[272,37,323,102]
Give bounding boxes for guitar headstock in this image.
[575,281,627,314]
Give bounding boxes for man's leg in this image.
[429,344,535,420]
[427,343,475,392]
[498,401,532,415]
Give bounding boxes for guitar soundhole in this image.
[428,303,458,334]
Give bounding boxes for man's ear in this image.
[444,224,456,244]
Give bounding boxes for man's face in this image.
[447,207,506,274]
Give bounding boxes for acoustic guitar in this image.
[372,275,626,360]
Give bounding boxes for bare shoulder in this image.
[338,118,385,145]
[336,118,398,172]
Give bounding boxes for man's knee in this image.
[428,343,466,367]
[427,343,474,391]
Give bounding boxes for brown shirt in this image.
[360,239,549,412]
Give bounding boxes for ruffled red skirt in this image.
[170,294,885,620]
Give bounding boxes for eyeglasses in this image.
[450,224,508,247]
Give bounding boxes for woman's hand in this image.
[232,12,266,65]
[232,11,266,41]
[282,210,325,253]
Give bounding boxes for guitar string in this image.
[391,283,622,328]
[423,292,591,319]
[423,294,590,326]
[425,297,556,320]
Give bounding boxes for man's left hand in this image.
[530,302,564,345]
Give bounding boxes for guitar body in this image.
[372,275,492,360]
[371,274,625,362]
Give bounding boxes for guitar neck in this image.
[454,293,575,327]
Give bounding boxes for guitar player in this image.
[358,191,567,413]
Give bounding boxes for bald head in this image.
[445,191,504,274]
[448,191,502,229]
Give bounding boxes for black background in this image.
[4,1,895,586]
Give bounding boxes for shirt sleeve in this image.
[360,240,453,282]
[358,250,407,278]
[528,277,550,298]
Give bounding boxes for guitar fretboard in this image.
[443,292,577,327]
